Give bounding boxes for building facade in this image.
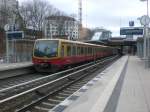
[45,16,79,40]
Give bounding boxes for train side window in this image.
[77,47,80,55]
[101,47,103,52]
[89,47,91,55]
[87,47,89,55]
[61,45,65,57]
[84,47,85,55]
[93,48,95,55]
[67,45,71,56]
[72,46,76,55]
[104,47,106,52]
[92,48,94,55]
[82,47,84,55]
[94,48,96,54]
[96,48,98,54]
[77,47,79,55]
[85,47,87,55]
[85,47,86,55]
[84,47,87,55]
[89,48,91,55]
[91,48,93,55]
[81,47,84,55]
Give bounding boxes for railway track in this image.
[0,61,93,92]
[31,69,103,112]
[0,55,119,112]
[0,59,98,101]
[0,74,44,90]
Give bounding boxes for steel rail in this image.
[0,61,94,93]
[16,56,118,112]
[0,56,117,105]
[0,55,114,94]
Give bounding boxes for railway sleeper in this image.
[48,99,61,103]
[34,79,69,96]
[59,92,71,96]
[66,88,78,91]
[54,95,66,100]
[68,86,81,89]
[34,106,51,112]
[58,92,70,97]
[71,84,83,87]
[62,90,74,94]
[46,99,60,106]
[42,102,55,108]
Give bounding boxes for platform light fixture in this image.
[140,0,150,68]
[140,0,149,16]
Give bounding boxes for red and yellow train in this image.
[32,39,118,72]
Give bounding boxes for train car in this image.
[32,39,117,72]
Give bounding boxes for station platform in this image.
[51,56,150,112]
[0,62,32,71]
[51,56,127,112]
[116,56,150,112]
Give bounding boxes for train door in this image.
[66,44,72,57]
[61,42,67,56]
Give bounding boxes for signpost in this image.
[139,15,150,68]
[120,27,143,35]
[6,31,24,40]
[4,24,10,63]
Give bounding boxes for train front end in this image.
[32,39,60,72]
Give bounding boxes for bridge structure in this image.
[85,37,137,55]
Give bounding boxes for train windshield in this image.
[34,40,58,58]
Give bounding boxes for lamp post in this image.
[140,0,149,16]
[140,0,150,67]
[6,32,9,63]
[4,24,9,63]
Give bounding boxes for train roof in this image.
[35,39,113,48]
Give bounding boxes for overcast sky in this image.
[19,0,147,36]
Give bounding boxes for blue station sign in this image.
[6,31,24,40]
[120,27,143,35]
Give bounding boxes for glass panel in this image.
[61,45,65,57]
[34,40,58,58]
[67,46,71,56]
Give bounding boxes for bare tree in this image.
[19,0,75,38]
[19,0,53,31]
[0,4,14,28]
